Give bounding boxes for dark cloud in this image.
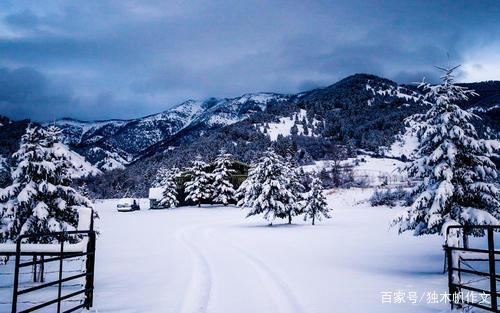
[0,67,146,121]
[0,0,499,121]
[0,67,76,121]
[391,71,441,85]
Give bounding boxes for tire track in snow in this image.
[176,224,213,313]
[205,227,306,313]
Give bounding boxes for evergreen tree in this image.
[393,65,500,236]
[318,163,334,188]
[185,155,212,207]
[290,123,299,136]
[78,182,91,199]
[159,169,179,209]
[0,125,93,243]
[154,166,179,188]
[152,167,170,187]
[45,125,61,145]
[285,157,305,221]
[0,158,9,188]
[296,167,312,192]
[237,149,300,224]
[211,150,236,205]
[303,124,309,136]
[303,175,331,225]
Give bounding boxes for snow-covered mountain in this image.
[51,93,291,171]
[3,74,499,186]
[53,142,102,178]
[0,118,101,185]
[255,109,322,141]
[45,75,500,176]
[364,79,429,107]
[193,93,291,126]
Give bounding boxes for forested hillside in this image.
[1,74,499,196]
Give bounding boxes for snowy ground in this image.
[0,189,456,313]
[85,189,451,313]
[302,156,409,187]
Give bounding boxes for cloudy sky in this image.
[0,0,499,121]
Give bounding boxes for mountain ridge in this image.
[1,73,499,194]
[47,92,293,170]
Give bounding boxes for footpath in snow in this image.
[90,188,450,313]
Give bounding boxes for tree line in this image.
[154,149,331,226]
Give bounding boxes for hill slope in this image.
[2,74,499,195]
[51,93,292,171]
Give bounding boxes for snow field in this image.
[256,109,321,141]
[302,156,409,187]
[88,188,451,313]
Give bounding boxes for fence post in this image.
[12,238,22,313]
[85,231,96,309]
[40,255,45,282]
[32,254,37,282]
[445,244,455,310]
[56,234,65,313]
[488,228,497,311]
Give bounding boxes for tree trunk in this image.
[198,201,201,208]
[312,216,315,226]
[288,212,292,224]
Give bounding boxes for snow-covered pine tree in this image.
[152,167,170,187]
[237,149,300,225]
[0,125,93,243]
[285,157,305,221]
[290,123,299,136]
[303,175,331,225]
[184,155,212,207]
[159,168,179,209]
[393,64,500,236]
[211,150,236,206]
[78,181,91,199]
[153,166,179,188]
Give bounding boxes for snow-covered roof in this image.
[149,187,163,200]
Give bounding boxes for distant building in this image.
[148,187,164,209]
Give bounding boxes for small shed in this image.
[148,187,164,209]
